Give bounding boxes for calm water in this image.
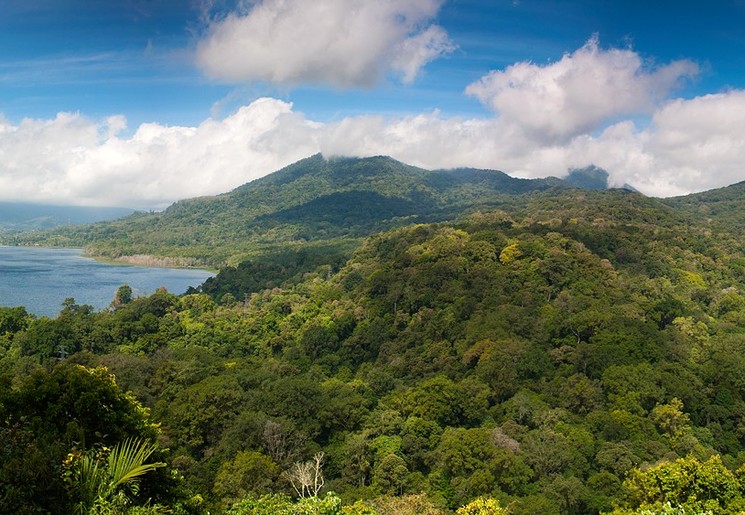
[0,246,214,317]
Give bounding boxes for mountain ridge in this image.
[6,153,744,273]
[0,154,577,266]
[0,201,135,233]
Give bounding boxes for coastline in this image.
[86,252,218,273]
[1,243,217,273]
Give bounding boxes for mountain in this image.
[562,165,643,194]
[6,176,745,513]
[0,201,134,232]
[563,165,610,190]
[662,180,745,231]
[9,156,745,513]
[3,154,573,267]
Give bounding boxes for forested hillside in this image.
[3,154,590,268]
[663,180,745,232]
[5,187,745,513]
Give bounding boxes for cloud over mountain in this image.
[2,40,744,207]
[0,100,321,208]
[195,0,453,87]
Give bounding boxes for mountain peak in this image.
[3,154,655,267]
[564,165,610,190]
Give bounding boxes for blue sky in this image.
[1,0,745,207]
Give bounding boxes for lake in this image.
[0,246,214,317]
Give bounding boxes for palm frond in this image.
[76,454,106,514]
[107,438,166,489]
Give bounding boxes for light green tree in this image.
[456,497,508,514]
[611,455,745,514]
[213,451,279,503]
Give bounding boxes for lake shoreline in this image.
[86,252,218,273]
[2,244,217,273]
[0,246,214,317]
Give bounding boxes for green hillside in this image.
[663,180,745,230]
[5,186,745,513]
[2,154,571,267]
[13,157,745,513]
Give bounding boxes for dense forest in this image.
[5,157,745,513]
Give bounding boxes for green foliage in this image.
[456,496,508,514]
[0,306,29,336]
[499,242,522,265]
[367,493,444,514]
[113,284,134,308]
[373,454,408,495]
[340,500,377,514]
[200,244,354,301]
[6,364,155,446]
[70,438,165,514]
[613,455,745,514]
[9,172,745,513]
[0,364,161,512]
[228,492,343,515]
[213,451,279,503]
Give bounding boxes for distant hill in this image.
[5,155,647,272]
[662,180,745,231]
[563,165,640,193]
[564,165,610,190]
[4,154,578,266]
[0,202,134,232]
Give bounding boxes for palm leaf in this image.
[77,455,102,511]
[107,438,166,489]
[72,438,166,514]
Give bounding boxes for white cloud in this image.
[3,40,745,208]
[485,90,745,197]
[392,25,456,84]
[195,0,453,87]
[465,36,699,142]
[630,91,745,194]
[0,100,321,208]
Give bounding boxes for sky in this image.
[1,0,745,208]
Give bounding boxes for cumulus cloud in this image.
[631,91,745,194]
[465,36,699,142]
[3,40,745,208]
[481,90,745,197]
[392,25,456,84]
[0,100,321,208]
[4,90,745,208]
[195,0,453,87]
